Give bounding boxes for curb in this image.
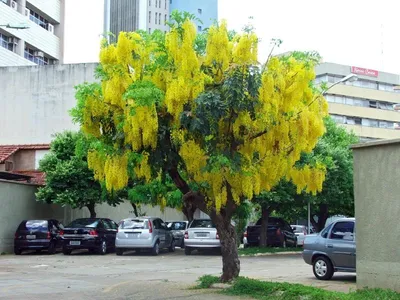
[239,251,302,257]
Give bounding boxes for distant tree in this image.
[36,131,123,218]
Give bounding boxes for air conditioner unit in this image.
[394,123,400,130]
[10,0,18,11]
[393,103,400,111]
[24,8,30,18]
[33,51,44,58]
[7,37,18,45]
[47,24,54,34]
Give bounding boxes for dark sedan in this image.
[61,218,118,255]
[14,219,64,255]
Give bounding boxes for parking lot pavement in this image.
[0,249,356,300]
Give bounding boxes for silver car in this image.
[302,218,356,280]
[167,221,188,248]
[115,217,175,256]
[184,219,221,255]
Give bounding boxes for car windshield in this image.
[190,220,215,228]
[67,219,99,228]
[19,220,48,231]
[168,222,186,230]
[120,219,149,229]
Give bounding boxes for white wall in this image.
[0,63,97,144]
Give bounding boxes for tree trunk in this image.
[211,213,240,282]
[259,206,271,247]
[131,203,139,217]
[313,204,329,232]
[87,203,96,218]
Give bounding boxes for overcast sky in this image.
[63,0,400,74]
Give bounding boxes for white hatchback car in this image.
[184,219,221,255]
[291,225,308,246]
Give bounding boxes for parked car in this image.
[184,219,221,255]
[167,220,188,248]
[115,217,175,256]
[302,218,356,280]
[291,225,308,246]
[61,218,118,255]
[14,219,64,255]
[246,217,297,247]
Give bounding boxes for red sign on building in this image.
[351,66,379,77]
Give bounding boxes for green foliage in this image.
[238,247,302,256]
[36,131,123,214]
[196,276,400,299]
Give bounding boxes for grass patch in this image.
[196,276,400,299]
[196,275,221,289]
[239,247,303,256]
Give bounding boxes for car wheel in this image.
[116,248,124,256]
[14,248,21,255]
[313,256,334,280]
[48,241,56,255]
[152,241,160,256]
[184,247,192,256]
[168,239,176,252]
[62,248,72,255]
[99,240,107,255]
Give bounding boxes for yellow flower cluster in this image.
[134,152,152,183]
[87,150,106,181]
[164,20,204,122]
[104,153,129,191]
[232,32,258,65]
[290,164,326,195]
[204,20,231,82]
[124,104,158,151]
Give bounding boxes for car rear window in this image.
[18,220,48,231]
[120,219,149,229]
[168,222,187,230]
[292,226,305,233]
[67,219,99,228]
[190,220,215,228]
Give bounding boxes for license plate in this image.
[69,241,81,246]
[196,233,208,237]
[26,235,36,239]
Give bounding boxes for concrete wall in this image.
[353,139,400,291]
[0,63,97,144]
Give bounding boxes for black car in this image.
[246,217,297,248]
[14,219,64,255]
[61,218,118,255]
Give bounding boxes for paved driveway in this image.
[0,249,356,299]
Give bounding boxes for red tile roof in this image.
[12,170,46,186]
[0,144,50,163]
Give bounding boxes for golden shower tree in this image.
[71,14,328,281]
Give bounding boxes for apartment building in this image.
[0,0,63,66]
[169,0,218,32]
[104,0,169,38]
[315,63,400,140]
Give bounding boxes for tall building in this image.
[316,62,400,140]
[0,0,64,66]
[104,0,170,37]
[169,0,218,32]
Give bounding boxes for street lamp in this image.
[307,73,358,235]
[0,23,30,29]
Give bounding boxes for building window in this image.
[149,0,151,6]
[165,0,167,9]
[0,0,7,4]
[198,8,202,14]
[159,13,161,24]
[148,28,151,34]
[159,0,161,8]
[149,11,151,23]
[198,25,202,31]
[164,14,167,24]
[0,32,14,52]
[155,12,157,24]
[29,10,49,29]
[24,47,49,65]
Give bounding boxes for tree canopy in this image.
[71,14,328,281]
[36,131,122,217]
